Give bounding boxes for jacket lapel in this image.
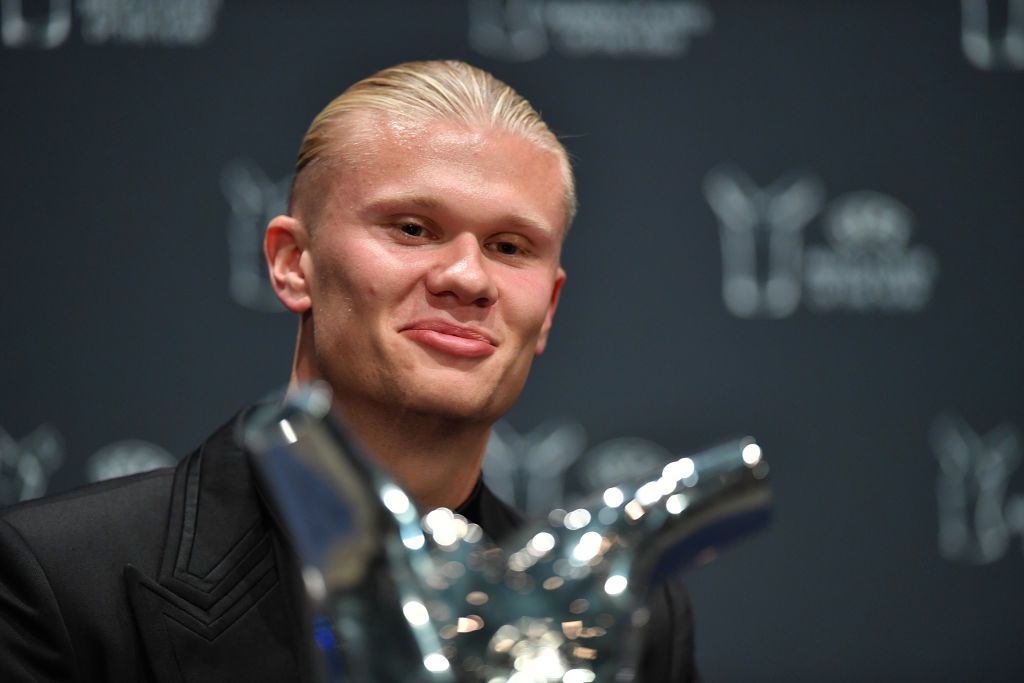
[124,410,311,683]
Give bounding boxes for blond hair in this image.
[290,60,576,228]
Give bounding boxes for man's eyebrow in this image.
[362,195,444,213]
[361,195,555,235]
[493,213,550,234]
[360,193,444,215]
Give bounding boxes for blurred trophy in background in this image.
[243,385,771,683]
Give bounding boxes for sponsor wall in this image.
[2,1,1022,679]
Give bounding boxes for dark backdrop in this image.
[2,1,1022,680]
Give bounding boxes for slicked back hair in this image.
[289,60,576,230]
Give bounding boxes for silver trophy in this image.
[242,385,771,683]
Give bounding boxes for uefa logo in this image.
[703,165,825,319]
[0,424,63,506]
[0,421,177,507]
[1,0,222,49]
[932,415,1024,564]
[704,165,939,319]
[221,158,290,312]
[467,0,713,61]
[483,419,680,515]
[85,440,177,483]
[961,0,1024,70]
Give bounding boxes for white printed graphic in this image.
[468,0,713,61]
[804,192,938,312]
[573,436,673,492]
[85,439,176,483]
[932,415,1024,564]
[0,424,64,505]
[221,158,290,312]
[483,420,674,515]
[469,0,548,61]
[961,0,1024,70]
[78,0,221,46]
[0,421,177,507]
[705,166,939,318]
[1,0,221,49]
[1,0,72,48]
[704,165,824,318]
[483,419,587,515]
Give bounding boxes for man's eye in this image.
[399,224,425,237]
[492,242,521,255]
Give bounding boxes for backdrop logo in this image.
[704,165,939,318]
[483,419,672,515]
[85,439,176,482]
[483,419,586,515]
[931,416,1024,564]
[1,0,221,49]
[221,158,289,312]
[703,166,824,318]
[805,192,938,312]
[468,0,713,61]
[1,0,70,48]
[0,422,176,507]
[0,424,63,505]
[961,0,1024,70]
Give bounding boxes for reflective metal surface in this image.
[244,385,771,683]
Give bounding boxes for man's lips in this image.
[400,320,497,358]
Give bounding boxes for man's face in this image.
[297,117,567,423]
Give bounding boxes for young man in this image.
[0,61,696,682]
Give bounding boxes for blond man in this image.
[0,61,696,682]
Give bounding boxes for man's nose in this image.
[425,234,498,307]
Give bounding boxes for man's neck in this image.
[331,398,490,511]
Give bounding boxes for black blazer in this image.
[0,410,697,682]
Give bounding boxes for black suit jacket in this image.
[0,410,697,682]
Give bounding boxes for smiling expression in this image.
[295,116,568,423]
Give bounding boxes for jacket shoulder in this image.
[0,469,177,682]
[1,468,175,563]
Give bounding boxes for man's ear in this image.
[534,267,566,356]
[264,214,312,313]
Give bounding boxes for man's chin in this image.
[322,363,525,425]
[405,365,532,424]
[397,390,508,425]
